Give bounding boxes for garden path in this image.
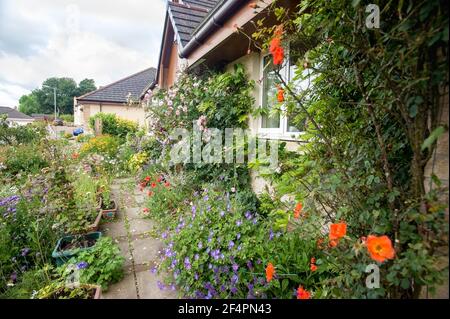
[100,178,176,299]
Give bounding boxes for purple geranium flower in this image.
[236,220,242,227]
[184,257,191,270]
[228,240,235,249]
[232,263,239,272]
[76,261,89,269]
[157,281,165,290]
[21,248,30,257]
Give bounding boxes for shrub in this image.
[59,114,74,124]
[128,152,149,172]
[60,237,125,290]
[154,186,269,298]
[79,135,120,157]
[1,144,48,176]
[89,113,138,138]
[0,115,46,146]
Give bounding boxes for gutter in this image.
[179,0,247,59]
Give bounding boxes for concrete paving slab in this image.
[125,207,142,220]
[135,194,145,205]
[102,273,138,299]
[131,237,163,266]
[100,220,127,239]
[135,270,177,299]
[128,218,156,235]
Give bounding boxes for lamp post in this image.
[43,85,57,120]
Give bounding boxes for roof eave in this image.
[179,0,247,59]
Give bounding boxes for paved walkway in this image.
[101,178,176,299]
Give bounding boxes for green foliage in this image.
[18,94,40,115]
[61,237,125,290]
[245,0,449,298]
[0,115,47,146]
[89,113,138,138]
[18,77,97,116]
[1,144,48,176]
[79,134,120,158]
[59,114,74,124]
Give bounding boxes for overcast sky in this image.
[0,0,166,107]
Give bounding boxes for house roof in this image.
[0,106,34,120]
[77,67,157,104]
[167,0,221,47]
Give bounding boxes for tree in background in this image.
[18,78,96,115]
[18,94,40,115]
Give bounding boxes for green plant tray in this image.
[52,231,102,266]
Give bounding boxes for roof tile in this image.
[77,68,156,104]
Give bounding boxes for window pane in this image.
[287,116,301,132]
[261,56,280,129]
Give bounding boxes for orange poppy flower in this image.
[329,222,347,240]
[71,153,79,159]
[265,262,275,282]
[293,202,302,218]
[329,239,338,248]
[310,264,317,272]
[269,37,281,54]
[277,88,285,102]
[297,286,311,299]
[269,36,284,65]
[272,46,284,65]
[366,235,395,263]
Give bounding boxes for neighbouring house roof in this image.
[0,106,34,120]
[77,67,157,104]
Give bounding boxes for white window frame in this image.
[257,45,306,141]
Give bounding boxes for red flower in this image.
[297,286,311,299]
[144,176,151,182]
[164,182,171,188]
[366,235,395,263]
[293,202,302,218]
[310,264,317,272]
[329,222,347,240]
[143,208,149,213]
[310,257,316,264]
[265,263,275,282]
[147,191,153,197]
[151,182,157,188]
[157,176,163,183]
[277,87,285,102]
[329,239,338,248]
[269,37,281,54]
[269,35,284,66]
